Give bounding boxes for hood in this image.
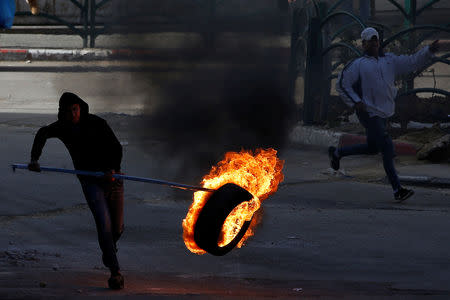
[57,92,89,122]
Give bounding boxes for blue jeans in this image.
[338,112,401,192]
[80,178,124,272]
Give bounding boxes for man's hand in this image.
[28,160,41,172]
[26,0,39,15]
[354,102,366,114]
[104,169,116,182]
[429,40,440,54]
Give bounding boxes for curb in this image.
[398,175,450,188]
[289,124,417,156]
[338,133,417,155]
[0,47,291,61]
[289,125,342,148]
[1,48,118,61]
[0,48,176,61]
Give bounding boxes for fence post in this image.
[318,1,330,123]
[288,5,301,115]
[404,0,417,90]
[82,0,89,48]
[89,0,96,48]
[370,0,376,18]
[303,17,323,125]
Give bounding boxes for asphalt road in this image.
[0,65,449,299]
[1,113,449,299]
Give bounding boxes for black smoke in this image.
[138,52,296,180]
[108,2,296,181]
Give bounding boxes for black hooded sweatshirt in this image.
[31,92,122,174]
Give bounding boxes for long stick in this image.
[11,164,214,192]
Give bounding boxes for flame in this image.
[182,148,284,254]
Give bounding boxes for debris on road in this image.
[417,134,450,162]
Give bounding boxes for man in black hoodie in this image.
[28,92,125,290]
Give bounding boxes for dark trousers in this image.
[338,111,401,192]
[80,178,124,272]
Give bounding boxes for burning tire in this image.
[183,148,284,256]
[194,183,254,256]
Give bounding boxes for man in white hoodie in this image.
[331,27,439,202]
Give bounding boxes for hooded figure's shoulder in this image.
[86,114,107,125]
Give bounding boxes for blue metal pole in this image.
[11,164,214,192]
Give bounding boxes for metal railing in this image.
[289,0,367,124]
[14,0,288,48]
[15,0,111,48]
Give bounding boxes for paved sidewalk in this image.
[289,123,450,188]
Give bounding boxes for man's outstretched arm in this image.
[392,40,439,76]
[29,122,60,172]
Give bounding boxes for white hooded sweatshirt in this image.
[336,46,433,118]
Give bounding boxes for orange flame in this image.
[182,148,284,254]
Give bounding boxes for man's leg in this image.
[80,181,120,273]
[369,117,401,192]
[329,111,378,170]
[329,114,412,201]
[106,179,124,247]
[342,111,379,156]
[367,117,413,201]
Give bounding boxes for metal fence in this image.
[14,0,289,48]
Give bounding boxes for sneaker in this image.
[108,272,124,290]
[328,146,340,170]
[394,188,414,202]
